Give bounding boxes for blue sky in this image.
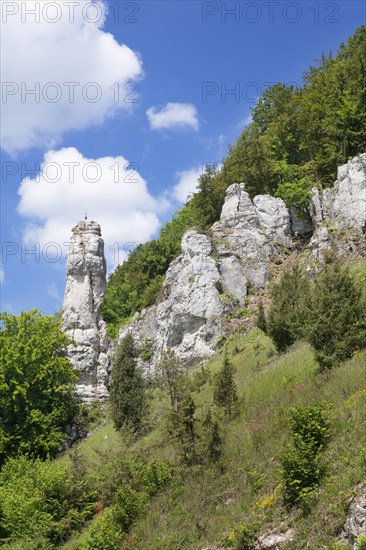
[0,0,365,315]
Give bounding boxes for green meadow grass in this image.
[60,325,366,549]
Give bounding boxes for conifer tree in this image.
[167,388,197,465]
[158,349,183,409]
[213,350,238,418]
[305,256,366,369]
[110,333,146,431]
[256,300,267,333]
[207,421,223,463]
[267,266,309,352]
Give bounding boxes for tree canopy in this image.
[0,310,78,466]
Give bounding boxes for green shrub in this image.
[0,311,78,465]
[356,534,366,550]
[256,300,267,333]
[281,403,331,509]
[138,460,174,497]
[80,507,125,550]
[139,338,153,362]
[213,350,238,418]
[222,521,259,549]
[0,455,96,547]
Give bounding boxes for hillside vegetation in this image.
[1,27,365,550]
[103,26,366,338]
[53,333,366,548]
[0,257,365,549]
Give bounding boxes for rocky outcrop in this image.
[309,154,366,261]
[114,153,365,377]
[257,529,295,549]
[342,481,366,549]
[62,221,110,401]
[118,186,294,372]
[119,230,227,374]
[212,185,292,290]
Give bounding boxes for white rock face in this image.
[119,187,294,371]
[212,184,292,290]
[309,153,366,261]
[153,230,224,366]
[253,194,292,244]
[62,221,110,401]
[114,154,366,377]
[322,154,366,230]
[258,530,295,549]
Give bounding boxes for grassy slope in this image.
[61,327,366,550]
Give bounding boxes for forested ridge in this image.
[103,26,366,337]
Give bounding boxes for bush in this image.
[222,521,259,549]
[281,403,331,509]
[256,300,267,333]
[80,507,125,550]
[0,455,96,547]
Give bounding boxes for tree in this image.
[256,300,267,333]
[110,334,146,431]
[158,349,184,408]
[305,257,366,369]
[190,164,222,228]
[167,388,197,465]
[267,267,309,352]
[207,420,224,463]
[0,310,78,466]
[213,350,238,418]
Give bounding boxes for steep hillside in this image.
[59,316,366,549]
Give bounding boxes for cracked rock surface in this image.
[62,221,110,401]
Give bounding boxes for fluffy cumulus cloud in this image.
[172,167,201,203]
[146,102,199,131]
[17,147,167,267]
[1,0,143,155]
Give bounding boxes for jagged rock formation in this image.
[116,154,365,375]
[62,221,110,401]
[309,154,366,261]
[119,187,295,372]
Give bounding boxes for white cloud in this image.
[146,103,199,131]
[172,167,201,203]
[0,266,4,285]
[1,1,143,155]
[17,147,167,268]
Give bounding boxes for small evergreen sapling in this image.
[213,349,238,418]
[256,300,267,333]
